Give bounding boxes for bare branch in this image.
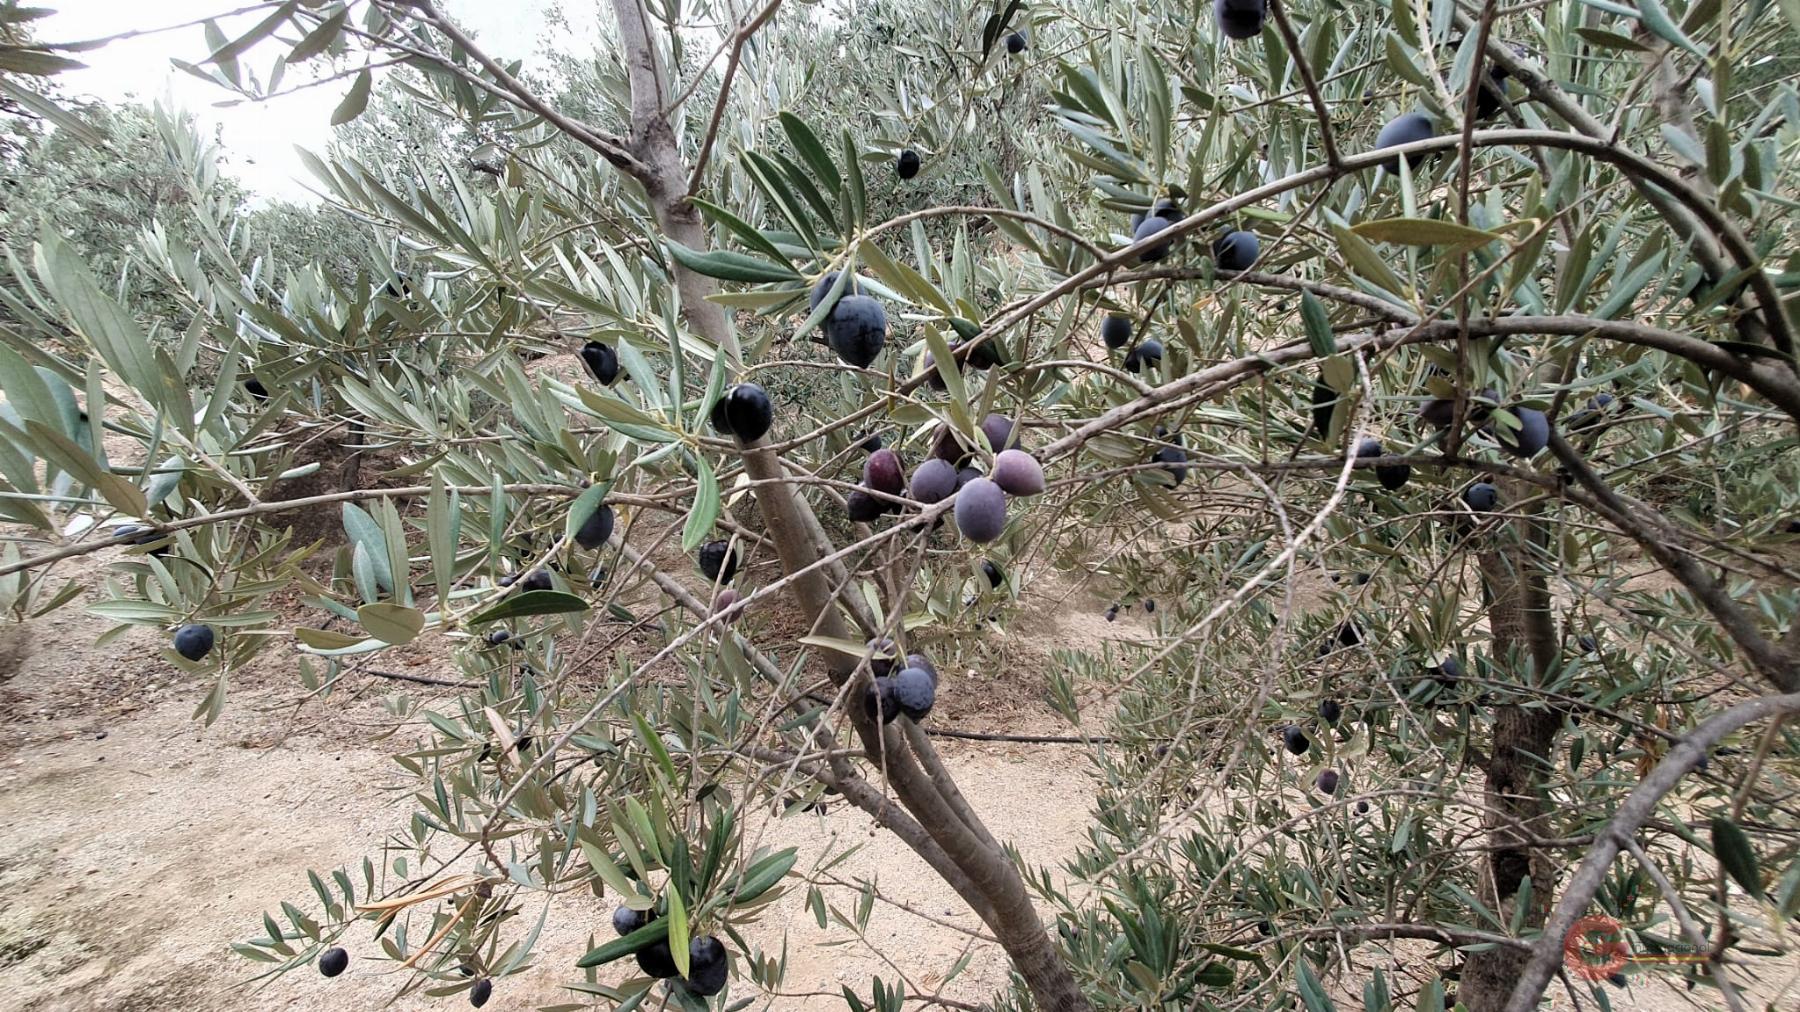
[1503,690,1800,1012]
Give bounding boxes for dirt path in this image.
[0,548,1139,1011]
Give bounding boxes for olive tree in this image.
[3,0,1799,1010]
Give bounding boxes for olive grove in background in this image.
[2,0,1799,1009]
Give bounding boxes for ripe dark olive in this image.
[809,271,861,318]
[1471,61,1511,120]
[1495,406,1550,457]
[979,413,1015,452]
[1143,599,1155,613]
[919,350,950,390]
[173,623,215,661]
[905,652,939,686]
[469,978,493,1008]
[1213,230,1260,272]
[711,383,773,442]
[1435,656,1466,685]
[244,377,270,401]
[909,458,958,504]
[866,637,898,679]
[1123,339,1163,373]
[1152,445,1189,485]
[1355,437,1411,489]
[1101,314,1132,349]
[1283,726,1310,755]
[484,629,512,646]
[981,560,1004,589]
[959,336,1003,370]
[1419,397,1456,428]
[580,341,620,385]
[845,489,884,523]
[1319,699,1341,725]
[1568,393,1615,431]
[1462,482,1499,512]
[1150,196,1183,221]
[1130,215,1174,263]
[683,936,729,997]
[711,587,742,623]
[893,666,936,721]
[1105,604,1119,622]
[824,295,888,368]
[318,946,349,977]
[864,677,901,723]
[864,448,905,495]
[698,540,739,583]
[520,568,553,592]
[1004,30,1027,54]
[1316,769,1340,795]
[1355,799,1370,814]
[1311,380,1339,439]
[1336,622,1362,648]
[954,466,983,490]
[895,148,922,179]
[953,477,1008,543]
[931,424,974,465]
[859,432,883,452]
[1214,0,1267,39]
[574,503,615,550]
[991,450,1045,496]
[612,905,648,936]
[1577,634,1599,655]
[1373,112,1437,172]
[636,940,680,978]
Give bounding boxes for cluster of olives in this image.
[1104,313,1165,375]
[1418,389,1552,458]
[1353,437,1411,491]
[840,414,1044,544]
[611,906,729,997]
[1148,426,1189,486]
[1278,702,1346,795]
[861,639,940,725]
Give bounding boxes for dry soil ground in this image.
[0,543,1138,1011]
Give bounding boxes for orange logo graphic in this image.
[1563,914,1709,980]
[1564,915,1631,979]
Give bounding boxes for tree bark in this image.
[601,2,1091,1007]
[1462,480,1562,1011]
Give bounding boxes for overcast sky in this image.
[42,1,601,204]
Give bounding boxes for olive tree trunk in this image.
[602,3,1092,1008]
[1461,480,1562,1011]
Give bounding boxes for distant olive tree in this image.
[3,1,1799,1011]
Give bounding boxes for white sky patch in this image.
[41,0,598,205]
